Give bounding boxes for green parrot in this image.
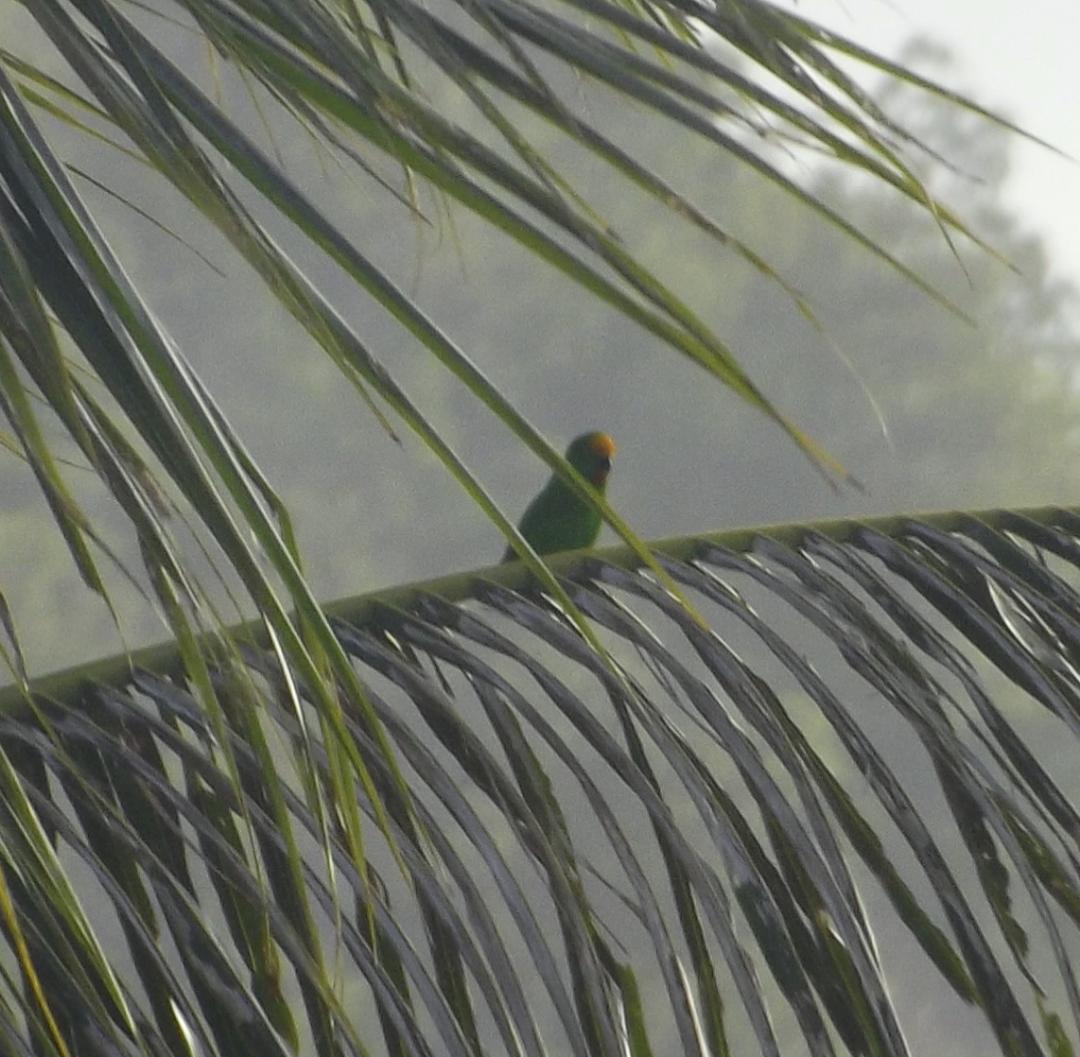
[502,431,617,562]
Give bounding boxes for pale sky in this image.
[791,0,1080,317]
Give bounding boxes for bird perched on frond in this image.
[502,431,616,562]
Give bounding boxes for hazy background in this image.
[800,0,1080,325]
[4,2,1080,678]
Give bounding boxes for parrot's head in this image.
[566,431,616,489]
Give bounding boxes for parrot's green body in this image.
[502,431,616,562]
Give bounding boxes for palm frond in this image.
[2,506,1078,1056]
[3,0,1021,513]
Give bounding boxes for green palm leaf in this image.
[1,508,1078,1056]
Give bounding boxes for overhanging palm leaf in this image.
[3,0,1024,502]
[1,508,1078,1057]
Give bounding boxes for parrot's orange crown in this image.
[587,432,617,459]
[566,431,615,487]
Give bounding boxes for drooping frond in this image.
[2,507,1077,1057]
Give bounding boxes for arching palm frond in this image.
[3,0,1020,520]
[2,507,1077,1057]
